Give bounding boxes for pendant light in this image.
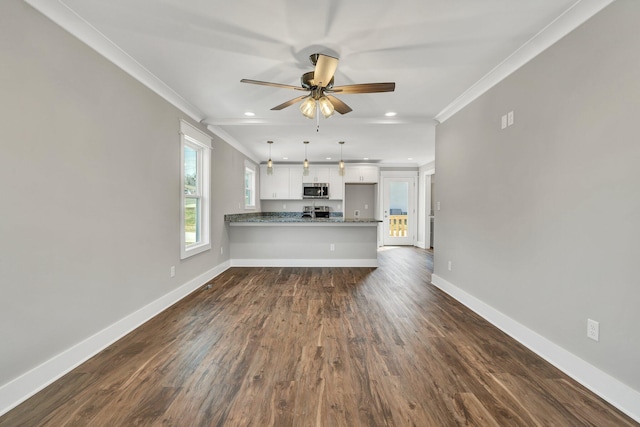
[266,140,273,175]
[303,141,310,176]
[338,141,345,176]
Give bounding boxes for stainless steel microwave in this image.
[302,183,329,199]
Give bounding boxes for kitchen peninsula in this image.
[225,213,381,267]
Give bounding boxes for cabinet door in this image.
[260,166,290,199]
[289,167,303,199]
[328,167,343,200]
[302,166,330,183]
[343,166,362,183]
[360,166,379,183]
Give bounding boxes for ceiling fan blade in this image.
[313,54,339,88]
[329,82,396,94]
[326,95,352,115]
[240,79,306,91]
[271,95,309,110]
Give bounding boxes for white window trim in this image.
[180,120,211,259]
[244,160,257,210]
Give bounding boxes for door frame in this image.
[421,168,435,249]
[380,171,418,246]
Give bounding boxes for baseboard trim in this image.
[430,274,640,423]
[0,260,231,417]
[230,258,378,268]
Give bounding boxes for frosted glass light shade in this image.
[318,96,335,118]
[300,97,316,119]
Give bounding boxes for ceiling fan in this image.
[241,53,395,119]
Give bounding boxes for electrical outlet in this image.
[330,243,335,252]
[507,110,514,126]
[170,266,175,278]
[220,246,224,255]
[501,114,507,129]
[437,201,441,211]
[447,260,452,271]
[354,210,360,217]
[587,319,599,342]
[283,204,286,209]
[364,204,368,210]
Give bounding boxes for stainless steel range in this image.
[302,205,330,218]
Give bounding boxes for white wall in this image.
[344,184,377,219]
[0,0,254,408]
[434,0,640,411]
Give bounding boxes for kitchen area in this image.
[225,164,382,267]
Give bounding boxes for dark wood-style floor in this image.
[1,247,636,426]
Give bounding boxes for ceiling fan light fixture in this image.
[300,97,316,119]
[318,96,335,118]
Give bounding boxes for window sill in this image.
[181,242,211,260]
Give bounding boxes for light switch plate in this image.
[587,319,599,342]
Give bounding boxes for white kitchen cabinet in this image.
[344,165,379,183]
[302,166,330,183]
[289,167,303,199]
[260,166,290,199]
[328,166,344,200]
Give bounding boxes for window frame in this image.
[244,161,256,210]
[180,121,211,259]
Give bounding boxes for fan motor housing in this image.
[301,71,334,90]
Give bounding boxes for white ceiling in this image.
[33,0,607,166]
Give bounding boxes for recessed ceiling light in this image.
[408,158,413,160]
[385,112,397,117]
[326,157,332,160]
[363,157,369,160]
[282,157,288,160]
[244,112,255,117]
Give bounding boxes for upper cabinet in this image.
[329,166,344,200]
[302,166,330,184]
[289,167,303,199]
[260,164,375,199]
[344,165,379,183]
[260,166,291,200]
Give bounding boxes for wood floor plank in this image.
[0,247,636,426]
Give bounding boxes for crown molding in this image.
[205,124,261,164]
[435,0,614,124]
[24,0,206,123]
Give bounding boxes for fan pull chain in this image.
[316,105,320,132]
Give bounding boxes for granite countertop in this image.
[225,212,381,224]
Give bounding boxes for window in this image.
[244,161,256,209]
[180,121,211,259]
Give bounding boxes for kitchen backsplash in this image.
[260,200,343,213]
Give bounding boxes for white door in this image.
[383,177,415,245]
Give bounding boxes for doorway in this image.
[382,176,416,246]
